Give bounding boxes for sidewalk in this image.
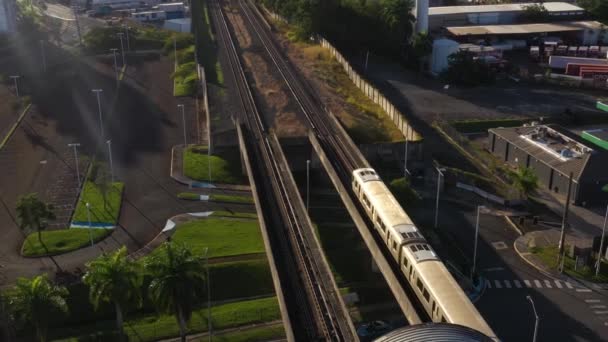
[170,145,251,191]
[514,229,608,289]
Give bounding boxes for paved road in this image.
[431,195,608,342]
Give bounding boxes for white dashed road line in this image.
[534,280,542,288]
[590,305,606,309]
[586,299,602,303]
[514,280,522,288]
[576,288,592,293]
[544,280,552,288]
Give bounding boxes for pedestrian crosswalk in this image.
[486,279,577,290]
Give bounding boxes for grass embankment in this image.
[183,145,245,184]
[450,118,530,133]
[531,246,608,283]
[72,181,124,224]
[191,0,224,85]
[21,229,111,257]
[294,43,404,144]
[212,211,258,219]
[178,192,254,204]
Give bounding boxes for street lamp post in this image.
[434,167,445,229]
[526,295,539,342]
[9,76,20,97]
[107,140,114,183]
[110,48,119,82]
[204,247,211,341]
[117,33,126,67]
[472,205,485,280]
[306,159,311,212]
[92,89,104,140]
[86,202,94,247]
[596,204,608,276]
[404,125,410,179]
[40,40,47,72]
[123,24,130,51]
[68,143,81,188]
[178,104,187,147]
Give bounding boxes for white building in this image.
[0,0,16,33]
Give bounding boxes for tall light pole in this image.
[40,40,47,72]
[86,202,94,247]
[110,48,119,82]
[178,104,187,147]
[9,75,20,97]
[204,247,211,341]
[404,125,410,179]
[68,143,81,188]
[92,89,104,140]
[306,159,311,212]
[434,167,445,229]
[596,204,608,276]
[472,205,485,280]
[526,295,539,342]
[117,32,126,67]
[123,24,130,51]
[107,140,114,183]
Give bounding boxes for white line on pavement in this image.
[544,280,552,288]
[594,311,608,315]
[486,280,492,289]
[565,282,574,289]
[504,280,512,288]
[576,288,592,293]
[514,280,522,288]
[525,280,532,288]
[555,280,563,288]
[534,280,542,288]
[494,280,503,289]
[586,299,602,303]
[484,267,505,272]
[590,305,606,309]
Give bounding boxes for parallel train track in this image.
[209,0,350,340]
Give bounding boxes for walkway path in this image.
[156,320,284,342]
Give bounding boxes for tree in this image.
[522,4,550,22]
[82,247,142,340]
[8,275,68,342]
[442,50,496,86]
[16,193,56,247]
[145,243,206,342]
[511,167,539,199]
[409,32,433,70]
[380,0,416,51]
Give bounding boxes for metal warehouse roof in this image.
[429,2,583,16]
[374,323,494,342]
[447,20,602,36]
[489,125,606,181]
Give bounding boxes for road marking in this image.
[590,305,606,309]
[555,280,563,288]
[565,282,574,289]
[525,280,532,288]
[576,288,592,292]
[514,280,522,288]
[544,280,552,288]
[594,311,608,315]
[492,241,508,250]
[534,280,542,288]
[504,280,512,288]
[494,280,503,289]
[484,267,505,272]
[586,299,602,303]
[486,280,492,289]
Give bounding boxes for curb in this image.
[0,103,32,150]
[512,237,564,281]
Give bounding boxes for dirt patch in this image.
[225,3,307,137]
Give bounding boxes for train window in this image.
[441,316,447,323]
[402,256,409,269]
[362,195,371,208]
[392,241,397,251]
[423,288,430,302]
[410,245,418,252]
[380,221,386,231]
[432,301,436,313]
[416,279,423,292]
[409,266,414,278]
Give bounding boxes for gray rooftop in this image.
[429,2,584,16]
[374,323,494,342]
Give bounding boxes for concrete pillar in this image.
[415,0,429,33]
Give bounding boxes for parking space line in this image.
[576,288,592,293]
[594,311,608,315]
[591,305,606,309]
[565,282,573,289]
[486,280,492,289]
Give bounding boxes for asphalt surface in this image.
[425,193,608,342]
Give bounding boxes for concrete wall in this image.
[0,0,16,33]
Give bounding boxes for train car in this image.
[352,168,498,340]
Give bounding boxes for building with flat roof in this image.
[0,0,16,33]
[489,124,608,205]
[429,2,585,31]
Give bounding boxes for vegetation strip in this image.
[183,145,245,184]
[72,181,124,224]
[0,103,32,150]
[21,228,111,257]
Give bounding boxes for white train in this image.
[352,168,498,340]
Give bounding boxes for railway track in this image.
[209,0,352,340]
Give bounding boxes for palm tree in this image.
[145,242,206,342]
[16,193,56,246]
[8,275,68,342]
[82,247,142,340]
[511,167,539,199]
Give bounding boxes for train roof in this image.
[374,323,495,342]
[357,173,415,228]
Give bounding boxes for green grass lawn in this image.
[183,146,244,184]
[210,260,275,301]
[531,246,608,283]
[213,324,285,342]
[210,194,254,204]
[72,181,124,224]
[211,211,257,219]
[51,297,281,342]
[21,229,112,257]
[177,192,201,200]
[170,218,264,258]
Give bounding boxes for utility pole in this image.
[364,50,369,73]
[92,89,104,140]
[40,40,47,72]
[404,125,410,179]
[526,295,539,342]
[596,204,608,276]
[110,48,119,82]
[107,140,114,183]
[68,143,81,188]
[123,24,131,51]
[117,33,126,67]
[434,167,445,229]
[174,35,178,67]
[472,205,485,280]
[558,172,573,265]
[9,75,20,97]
